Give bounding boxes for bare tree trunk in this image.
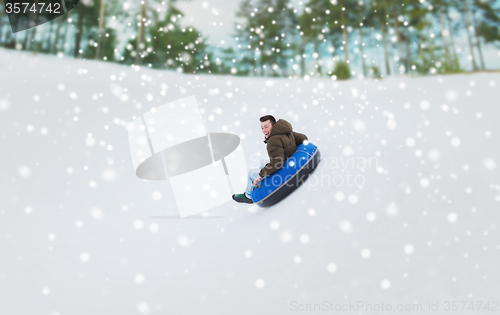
[44,24,52,52]
[53,17,64,54]
[27,27,37,51]
[259,49,264,76]
[471,7,485,69]
[446,9,458,62]
[95,0,106,60]
[13,32,19,47]
[405,29,411,74]
[312,2,323,73]
[251,48,256,77]
[391,0,404,59]
[32,0,41,51]
[62,17,71,55]
[299,44,305,77]
[23,30,30,50]
[313,40,322,74]
[21,1,35,49]
[381,23,391,75]
[463,0,478,70]
[438,2,448,54]
[383,0,391,28]
[135,0,149,65]
[0,4,5,44]
[358,8,366,76]
[26,0,40,51]
[368,28,377,72]
[5,25,13,46]
[74,8,84,58]
[425,23,435,62]
[340,0,349,64]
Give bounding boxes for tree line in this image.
[0,0,220,73]
[233,0,500,78]
[0,0,499,79]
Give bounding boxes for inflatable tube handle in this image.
[252,182,261,190]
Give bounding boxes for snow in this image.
[327,263,337,273]
[1,48,500,314]
[380,279,391,290]
[79,252,90,263]
[360,248,371,258]
[404,244,414,255]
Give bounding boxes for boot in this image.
[232,193,253,204]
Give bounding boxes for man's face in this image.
[261,120,273,139]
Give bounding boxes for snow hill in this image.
[1,48,500,315]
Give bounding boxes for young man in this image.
[232,115,308,204]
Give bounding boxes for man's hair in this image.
[260,115,276,125]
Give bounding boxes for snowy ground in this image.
[1,48,500,315]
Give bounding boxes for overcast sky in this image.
[176,0,303,46]
[176,0,246,46]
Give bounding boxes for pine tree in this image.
[427,0,460,73]
[234,0,260,75]
[121,0,210,73]
[300,0,328,75]
[366,0,392,76]
[459,0,479,70]
[73,0,100,58]
[471,0,500,70]
[474,0,500,46]
[357,1,367,76]
[235,0,297,77]
[258,0,296,76]
[135,0,150,64]
[52,16,65,54]
[95,0,106,59]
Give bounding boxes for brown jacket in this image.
[259,119,308,178]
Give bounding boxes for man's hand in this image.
[253,175,263,187]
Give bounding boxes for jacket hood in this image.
[264,119,292,142]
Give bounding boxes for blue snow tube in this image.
[250,142,321,207]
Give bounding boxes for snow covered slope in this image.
[1,48,500,315]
